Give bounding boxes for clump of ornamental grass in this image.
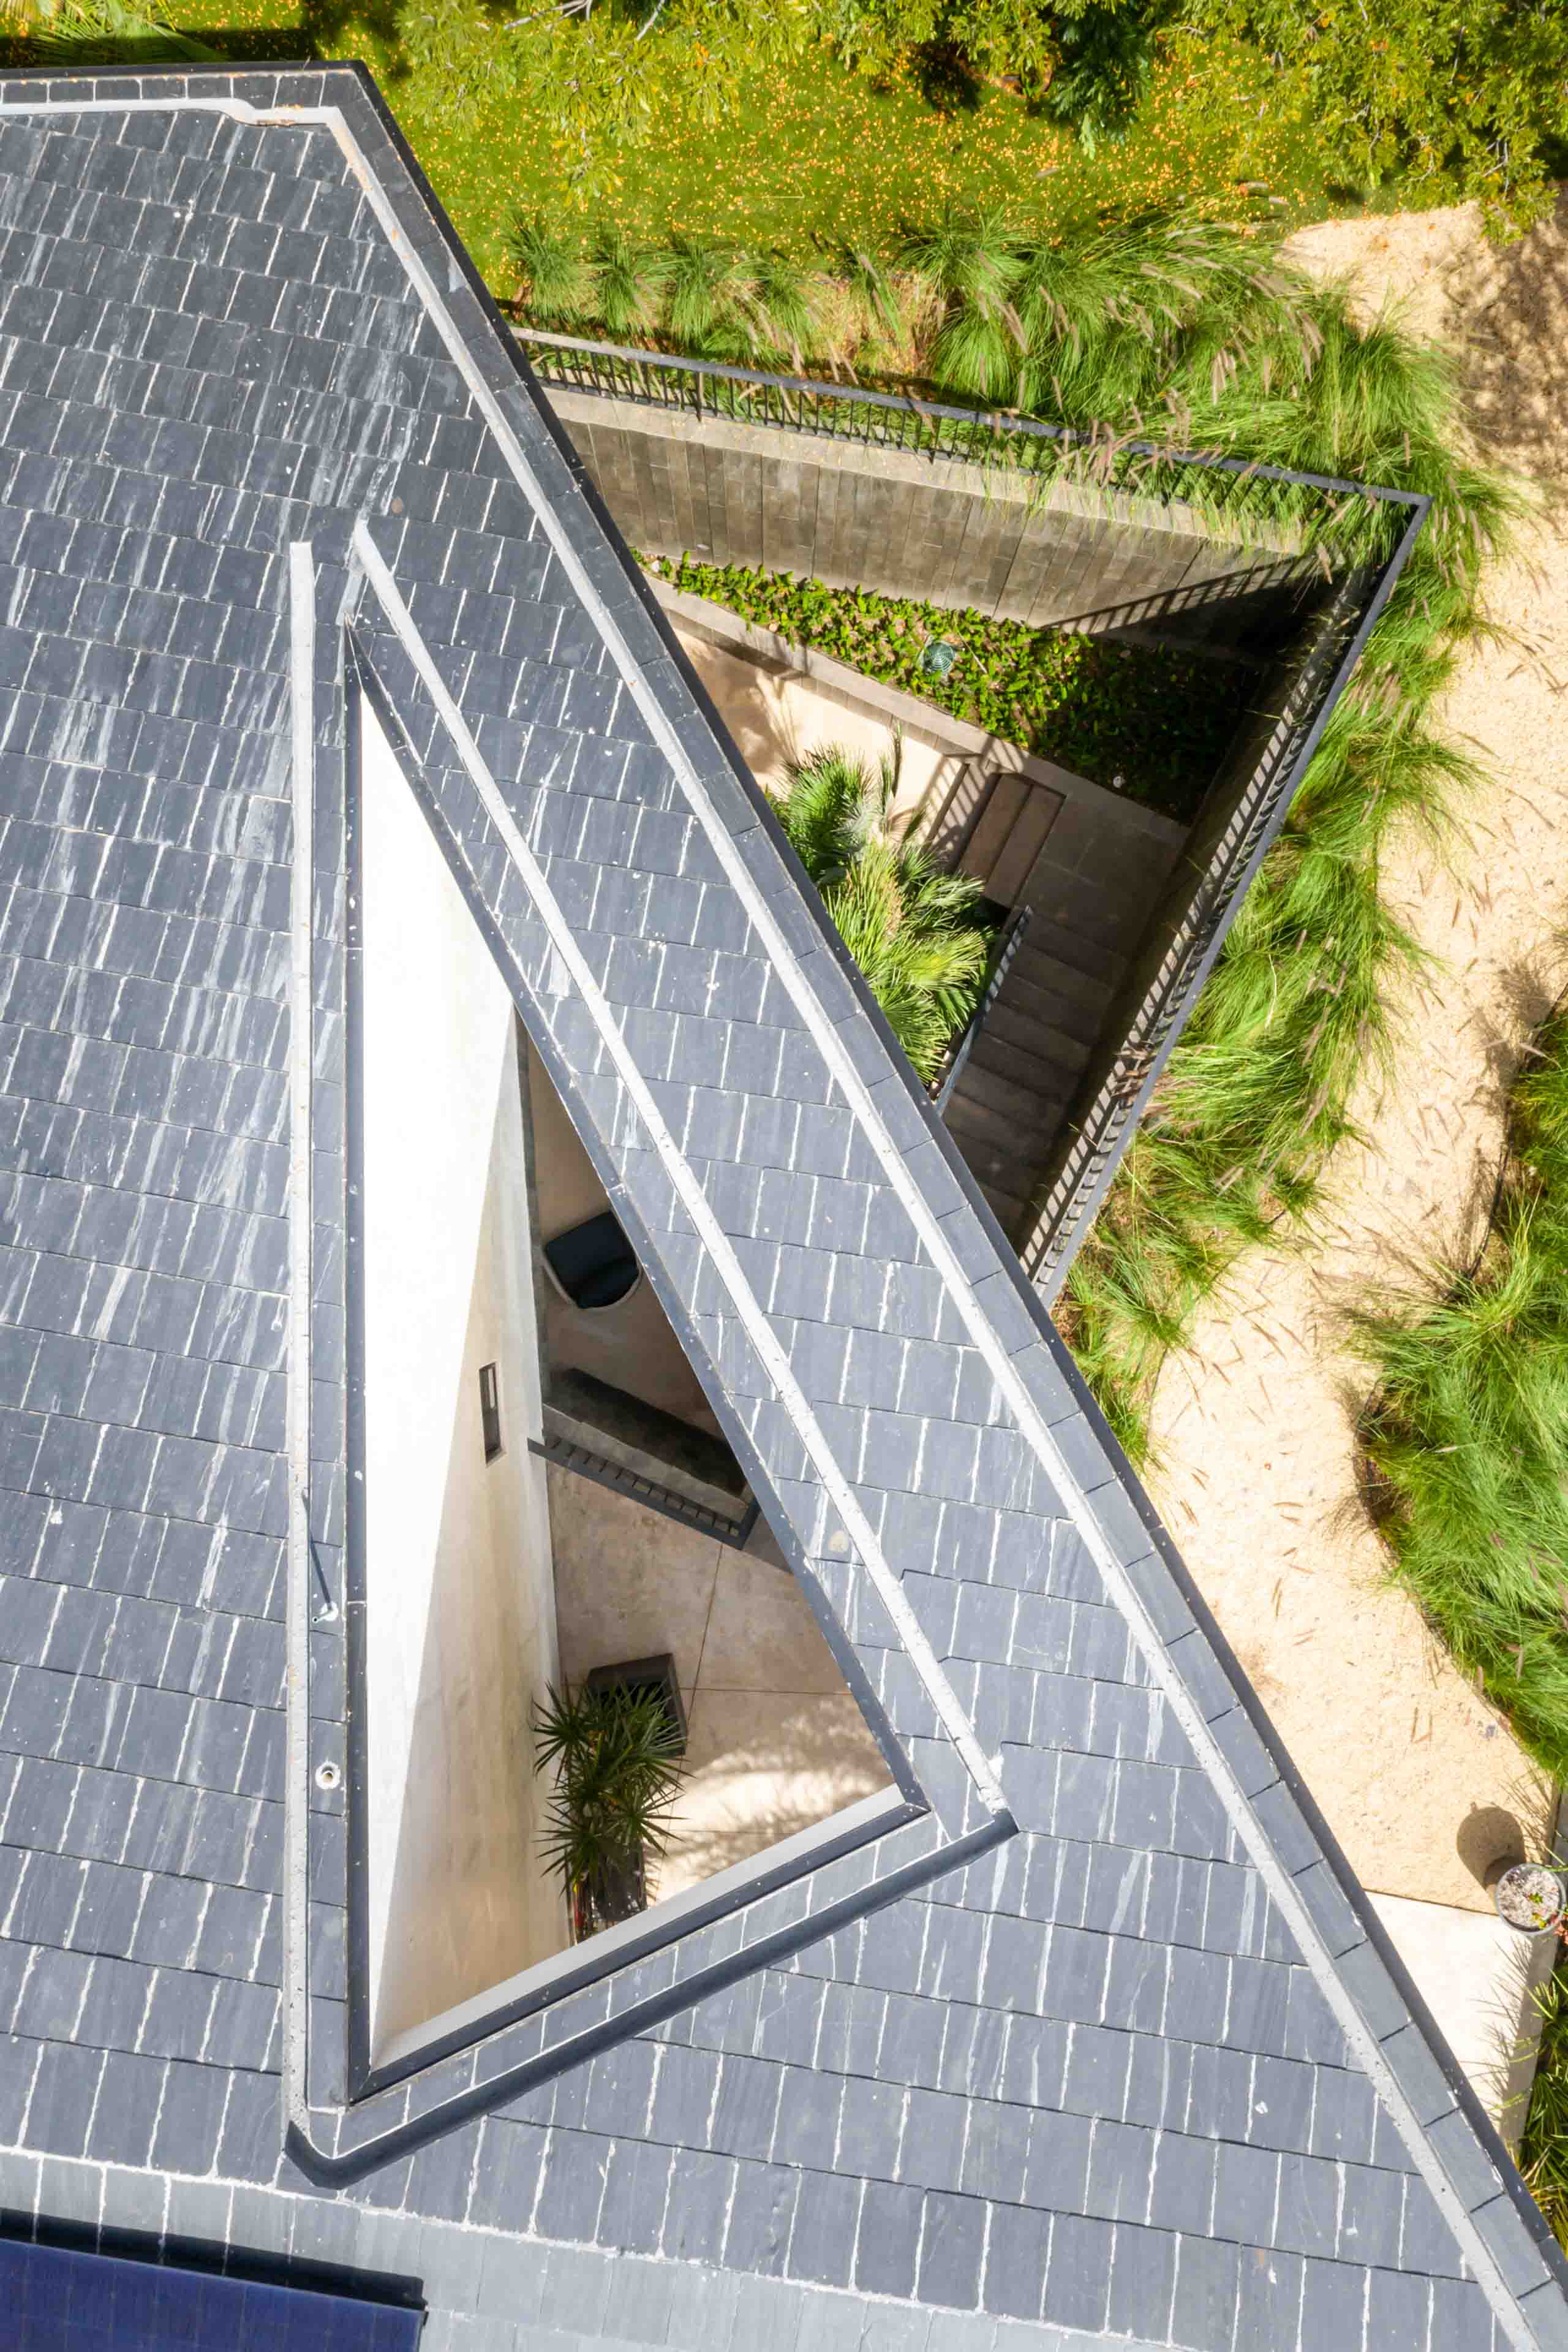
[1052,279,1522,1460]
[1348,1007,1568,1783]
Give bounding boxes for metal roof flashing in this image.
[0,60,1562,2352]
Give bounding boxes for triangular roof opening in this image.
[347,673,923,2090]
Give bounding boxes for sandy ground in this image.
[1145,194,1568,1918]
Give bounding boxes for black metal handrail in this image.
[519,327,1060,474]
[932,902,1033,1116]
[515,327,1425,550]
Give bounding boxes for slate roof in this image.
[0,59,1564,2352]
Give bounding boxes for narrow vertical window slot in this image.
[480,1362,503,1461]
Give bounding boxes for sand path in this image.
[1145,196,1568,1916]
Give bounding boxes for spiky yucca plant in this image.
[744,252,830,373]
[533,1682,685,1939]
[771,744,993,1084]
[663,233,760,357]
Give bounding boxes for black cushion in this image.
[545,1210,639,1309]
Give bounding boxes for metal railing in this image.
[933,902,1034,1116]
[514,328,1406,557]
[519,327,1061,469]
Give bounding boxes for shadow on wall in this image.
[671,622,971,828]
[526,1035,724,1439]
[1055,556,1321,659]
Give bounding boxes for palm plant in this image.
[533,1681,685,1938]
[26,0,220,58]
[771,744,993,1084]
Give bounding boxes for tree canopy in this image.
[1195,0,1568,234]
[396,0,1567,229]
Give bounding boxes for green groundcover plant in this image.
[1351,1004,1568,1785]
[646,553,1246,821]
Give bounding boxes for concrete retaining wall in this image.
[547,388,1314,654]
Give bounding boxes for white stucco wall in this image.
[358,699,565,2059]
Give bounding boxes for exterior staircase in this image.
[948,769,1061,908]
[926,751,1187,1244]
[941,918,1128,1239]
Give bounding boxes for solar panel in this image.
[2,2237,424,2351]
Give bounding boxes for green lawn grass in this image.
[156,2,1368,294]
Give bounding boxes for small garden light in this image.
[919,637,959,681]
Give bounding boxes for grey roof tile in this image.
[1105,2220,1177,2341]
[1170,2233,1240,2350]
[1520,2282,1568,2352]
[1039,2210,1112,2333]
[982,2200,1050,2323]
[660,2146,735,2265]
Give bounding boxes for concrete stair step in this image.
[956,776,1062,909]
[994,957,1112,1051]
[957,773,1030,886]
[965,1038,1083,1124]
[944,1108,1058,1220]
[978,1176,1031,1234]
[986,790,1060,907]
[1014,919,1129,994]
[951,1058,1074,1144]
[970,1003,1093,1094]
[943,1098,1069,1201]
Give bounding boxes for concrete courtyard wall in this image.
[545,387,1312,651]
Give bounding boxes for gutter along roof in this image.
[0,61,1562,2352]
